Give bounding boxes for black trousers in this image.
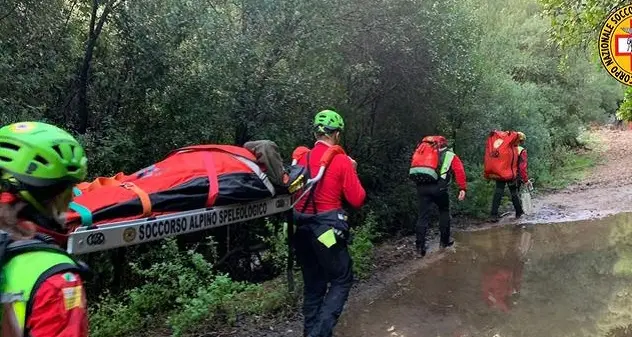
[491,180,523,216]
[294,224,353,337]
[415,183,451,249]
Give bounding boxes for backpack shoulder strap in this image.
[300,151,319,214]
[0,231,11,276]
[298,146,343,214]
[2,236,92,282]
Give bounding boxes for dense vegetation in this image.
[0,0,624,335]
[539,0,632,122]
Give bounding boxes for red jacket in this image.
[518,148,529,183]
[294,141,366,213]
[28,271,89,337]
[448,154,467,191]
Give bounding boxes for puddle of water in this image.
[337,213,632,337]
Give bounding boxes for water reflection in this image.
[481,231,531,313]
[337,213,632,337]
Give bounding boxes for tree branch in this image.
[0,3,17,22]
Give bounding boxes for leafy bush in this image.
[257,220,290,275]
[167,275,255,336]
[349,211,381,280]
[2,0,623,335]
[89,237,291,337]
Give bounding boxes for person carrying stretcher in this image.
[293,109,366,337]
[0,122,91,337]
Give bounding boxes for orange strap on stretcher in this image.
[74,173,127,192]
[120,182,152,217]
[71,178,152,227]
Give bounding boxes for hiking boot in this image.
[440,240,455,249]
[416,248,427,257]
[515,211,524,219]
[415,242,427,257]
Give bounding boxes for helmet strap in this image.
[0,172,70,233]
[18,190,48,215]
[18,204,65,234]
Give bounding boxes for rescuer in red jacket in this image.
[409,136,467,257]
[0,122,91,337]
[293,109,366,337]
[490,131,531,221]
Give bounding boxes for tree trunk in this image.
[76,0,118,134]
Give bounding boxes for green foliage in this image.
[538,146,599,190]
[451,164,497,219]
[89,238,209,336]
[167,275,255,337]
[169,276,299,337]
[0,0,625,334]
[257,220,289,274]
[349,211,381,280]
[89,237,295,337]
[538,0,627,48]
[617,87,632,122]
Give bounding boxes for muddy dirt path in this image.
[340,127,632,307]
[526,128,632,223]
[329,128,632,337]
[207,128,632,337]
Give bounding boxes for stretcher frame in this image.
[66,163,325,255]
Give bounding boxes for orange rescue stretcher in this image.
[62,143,346,255]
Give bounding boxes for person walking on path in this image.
[293,110,366,337]
[490,131,531,221]
[409,135,467,257]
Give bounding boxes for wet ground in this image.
[202,128,632,337]
[527,128,632,224]
[337,213,632,337]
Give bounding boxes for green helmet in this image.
[313,109,345,133]
[0,122,87,188]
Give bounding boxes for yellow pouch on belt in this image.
[317,228,337,248]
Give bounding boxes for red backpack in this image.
[483,130,520,181]
[409,135,447,184]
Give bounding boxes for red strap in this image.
[0,192,17,204]
[320,145,346,166]
[202,152,219,207]
[165,144,255,161]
